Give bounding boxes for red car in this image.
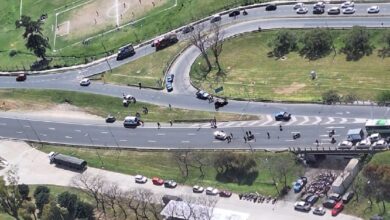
[219,190,232,198]
[331,201,344,216]
[152,177,164,185]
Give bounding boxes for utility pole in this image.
[101,41,113,73]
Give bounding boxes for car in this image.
[274,111,291,121]
[229,10,240,17]
[196,90,210,100]
[341,1,354,8]
[356,138,371,149]
[293,3,304,10]
[116,44,135,60]
[265,4,277,11]
[328,193,341,201]
[342,191,354,203]
[135,175,147,184]
[105,115,116,123]
[372,139,388,149]
[293,176,307,193]
[301,193,313,202]
[323,199,337,208]
[182,25,194,34]
[296,7,308,14]
[16,73,27,81]
[219,190,232,198]
[313,206,326,215]
[206,187,219,195]
[314,2,325,8]
[367,6,380,13]
[327,7,340,15]
[342,7,355,14]
[294,201,311,212]
[214,99,228,109]
[166,82,173,92]
[331,201,344,216]
[369,133,381,143]
[193,185,204,193]
[313,7,324,14]
[152,177,164,185]
[80,78,91,86]
[210,14,221,23]
[338,140,353,149]
[307,195,319,205]
[164,180,177,188]
[214,130,227,140]
[166,74,174,83]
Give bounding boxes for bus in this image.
[365,119,390,137]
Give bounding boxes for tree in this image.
[270,30,297,58]
[75,201,94,220]
[57,191,78,219]
[0,166,23,219]
[376,90,390,106]
[209,23,225,74]
[322,90,341,104]
[299,28,333,60]
[15,15,50,60]
[33,186,50,216]
[378,30,390,58]
[190,24,213,73]
[18,184,29,201]
[341,26,373,61]
[343,92,358,104]
[41,199,68,220]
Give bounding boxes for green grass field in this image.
[0,89,257,122]
[0,0,264,71]
[38,144,301,195]
[100,41,188,88]
[190,29,390,102]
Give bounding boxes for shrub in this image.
[322,90,340,104]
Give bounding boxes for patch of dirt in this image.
[5,102,102,121]
[274,82,306,95]
[0,99,53,111]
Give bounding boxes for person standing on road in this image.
[244,136,247,143]
[138,82,142,89]
[315,139,319,146]
[230,133,233,139]
[267,132,270,139]
[157,122,161,129]
[169,120,173,127]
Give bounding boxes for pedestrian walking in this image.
[267,132,270,139]
[315,139,319,146]
[157,122,161,129]
[168,104,172,110]
[244,136,247,143]
[96,10,99,16]
[248,131,252,136]
[230,133,233,138]
[279,124,283,131]
[169,120,173,127]
[246,131,249,137]
[138,82,142,89]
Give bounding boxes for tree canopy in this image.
[270,30,297,58]
[299,28,333,60]
[341,26,373,61]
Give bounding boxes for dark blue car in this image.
[274,111,291,121]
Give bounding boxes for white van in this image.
[123,116,140,128]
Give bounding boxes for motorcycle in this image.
[331,137,336,144]
[243,10,248,15]
[328,129,335,137]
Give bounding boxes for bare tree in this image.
[190,24,213,73]
[209,23,225,74]
[172,151,191,178]
[103,183,121,218]
[170,195,217,220]
[0,166,23,220]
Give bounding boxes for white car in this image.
[135,175,147,184]
[367,6,380,13]
[206,187,219,195]
[296,7,308,14]
[193,185,204,193]
[372,139,388,149]
[293,3,304,10]
[314,2,325,8]
[341,1,354,8]
[338,140,353,149]
[214,131,227,140]
[80,78,91,86]
[369,133,381,143]
[356,139,371,149]
[342,7,355,14]
[327,7,340,14]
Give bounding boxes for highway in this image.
[0,3,389,148]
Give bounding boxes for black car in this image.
[274,112,291,121]
[164,180,177,188]
[328,193,341,201]
[182,25,194,34]
[16,73,27,81]
[214,99,228,110]
[166,82,173,92]
[342,191,354,203]
[307,195,319,205]
[116,44,135,61]
[313,7,324,14]
[196,90,210,100]
[105,115,116,123]
[229,10,240,17]
[265,4,277,11]
[166,74,174,83]
[323,199,336,209]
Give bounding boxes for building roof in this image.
[160,200,249,220]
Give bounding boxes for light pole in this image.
[101,41,113,73]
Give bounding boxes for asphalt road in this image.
[1,3,389,148]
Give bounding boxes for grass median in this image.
[190,29,390,102]
[38,144,302,195]
[0,89,258,122]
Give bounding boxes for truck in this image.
[152,34,178,51]
[116,44,135,60]
[48,152,87,171]
[346,128,364,144]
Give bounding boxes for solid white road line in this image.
[147,140,156,143]
[157,133,166,136]
[65,136,72,139]
[339,118,348,124]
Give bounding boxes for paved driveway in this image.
[0,140,361,220]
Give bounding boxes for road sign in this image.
[214,86,223,93]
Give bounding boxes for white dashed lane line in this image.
[40,134,47,137]
[187,133,196,136]
[157,133,166,136]
[181,140,190,143]
[119,139,128,142]
[74,129,81,132]
[65,136,72,139]
[100,131,108,134]
[148,140,156,143]
[48,127,56,130]
[16,131,23,134]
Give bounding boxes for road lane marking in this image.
[119,139,127,142]
[187,133,196,136]
[16,131,23,134]
[354,118,367,123]
[74,129,81,132]
[100,131,108,134]
[40,133,47,137]
[65,136,72,139]
[148,140,156,143]
[340,118,347,124]
[157,133,166,136]
[326,126,345,129]
[312,116,322,125]
[0,123,6,126]
[248,120,260,126]
[212,140,222,143]
[298,116,309,125]
[48,127,55,130]
[23,125,30,128]
[324,117,335,124]
[285,139,295,142]
[285,116,297,126]
[181,140,190,143]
